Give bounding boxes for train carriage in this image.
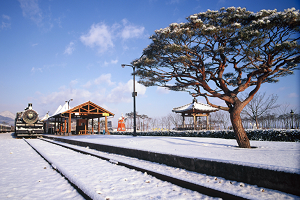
[15,103,43,137]
[0,124,11,133]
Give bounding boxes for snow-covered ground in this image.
[1,133,300,200]
[61,134,300,174]
[0,133,84,199]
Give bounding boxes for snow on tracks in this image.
[25,138,215,200]
[40,138,299,200]
[0,136,84,199]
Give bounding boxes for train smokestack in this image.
[28,103,32,110]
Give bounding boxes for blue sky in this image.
[0,0,299,125]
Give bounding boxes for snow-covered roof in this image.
[52,105,62,116]
[173,98,218,113]
[40,113,50,121]
[49,102,72,118]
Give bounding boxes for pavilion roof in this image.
[46,101,114,120]
[172,98,218,114]
[61,101,114,119]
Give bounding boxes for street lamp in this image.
[290,110,294,129]
[66,99,73,110]
[122,64,137,136]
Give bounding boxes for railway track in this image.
[23,138,290,200]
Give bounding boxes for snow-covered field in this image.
[1,133,299,199]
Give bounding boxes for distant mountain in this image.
[0,111,15,119]
[0,111,15,125]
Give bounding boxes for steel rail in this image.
[40,138,248,200]
[23,138,98,200]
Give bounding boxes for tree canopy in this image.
[132,7,300,148]
[133,7,299,111]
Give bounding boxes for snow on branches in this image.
[132,7,299,148]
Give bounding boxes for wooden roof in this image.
[62,101,114,119]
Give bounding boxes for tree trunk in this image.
[255,116,259,129]
[230,105,251,148]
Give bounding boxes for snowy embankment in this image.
[61,135,300,174]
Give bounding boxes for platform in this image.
[43,134,300,196]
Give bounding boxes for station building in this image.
[42,101,114,135]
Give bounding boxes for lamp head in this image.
[290,110,294,115]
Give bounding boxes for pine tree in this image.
[132,7,300,148]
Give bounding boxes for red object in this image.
[117,115,126,131]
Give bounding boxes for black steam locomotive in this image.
[15,103,43,137]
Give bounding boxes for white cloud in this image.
[94,74,115,86]
[19,0,43,26]
[103,59,118,66]
[64,42,75,55]
[69,79,78,87]
[107,79,146,103]
[1,14,11,29]
[83,81,92,88]
[121,19,145,40]
[80,23,114,53]
[80,19,145,53]
[278,87,287,91]
[288,93,298,98]
[2,14,10,20]
[111,59,118,64]
[36,76,147,115]
[83,74,115,88]
[31,67,42,73]
[156,87,170,94]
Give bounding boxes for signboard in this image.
[102,113,109,117]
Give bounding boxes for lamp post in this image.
[122,64,137,136]
[66,99,73,110]
[65,99,73,135]
[290,110,294,129]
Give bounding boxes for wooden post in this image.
[85,119,88,135]
[60,119,62,135]
[68,112,71,134]
[206,114,209,130]
[193,114,196,130]
[92,118,94,134]
[182,114,185,128]
[64,118,67,135]
[98,117,100,134]
[54,118,57,135]
[105,116,110,135]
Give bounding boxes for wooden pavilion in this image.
[172,98,218,130]
[47,101,114,135]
